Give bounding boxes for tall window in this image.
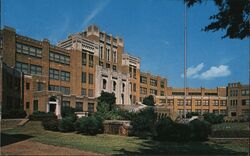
[99,46,103,59]
[133,83,136,92]
[195,100,201,106]
[76,102,83,111]
[89,54,94,67]
[177,100,184,106]
[133,68,136,78]
[16,62,28,74]
[213,100,219,106]
[30,65,42,75]
[82,52,87,66]
[89,74,93,84]
[103,79,107,89]
[26,102,30,109]
[122,83,125,92]
[49,68,59,80]
[26,83,30,90]
[203,100,209,106]
[140,87,147,94]
[82,72,86,83]
[37,82,43,91]
[113,50,117,63]
[81,88,86,96]
[160,81,165,88]
[107,48,110,61]
[62,101,70,108]
[88,103,94,113]
[33,100,38,111]
[88,89,94,97]
[140,76,147,84]
[113,81,116,91]
[150,79,157,86]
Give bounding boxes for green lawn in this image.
[1,121,249,155]
[212,122,249,131]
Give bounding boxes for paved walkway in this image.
[1,140,104,156]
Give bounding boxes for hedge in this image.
[30,111,57,121]
[2,109,27,119]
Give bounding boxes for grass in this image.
[1,121,249,155]
[212,122,249,131]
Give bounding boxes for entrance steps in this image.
[17,118,29,126]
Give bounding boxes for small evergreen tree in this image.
[142,95,155,106]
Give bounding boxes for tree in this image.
[97,91,116,111]
[142,95,155,106]
[185,0,250,39]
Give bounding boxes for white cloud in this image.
[181,63,204,78]
[82,0,110,28]
[181,63,231,80]
[199,65,231,80]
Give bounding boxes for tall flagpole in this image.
[184,1,187,119]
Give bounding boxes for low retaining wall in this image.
[103,120,132,136]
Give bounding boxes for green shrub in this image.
[74,116,102,135]
[58,116,75,132]
[142,95,155,106]
[189,119,211,141]
[2,109,27,119]
[154,117,175,141]
[204,113,224,124]
[131,107,156,136]
[30,111,56,121]
[61,107,77,118]
[172,123,191,142]
[155,117,191,142]
[42,119,59,131]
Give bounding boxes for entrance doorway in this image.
[49,104,56,113]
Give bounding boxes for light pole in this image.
[58,64,62,93]
[184,2,187,119]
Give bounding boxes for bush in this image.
[58,116,75,132]
[142,95,155,106]
[154,117,175,141]
[61,107,77,118]
[189,119,211,141]
[2,109,27,119]
[131,107,157,136]
[204,113,224,124]
[30,111,57,121]
[42,119,59,131]
[155,117,191,142]
[74,116,102,135]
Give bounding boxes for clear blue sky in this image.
[2,0,249,88]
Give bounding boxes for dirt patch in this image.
[1,140,104,156]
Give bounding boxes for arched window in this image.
[122,83,125,92]
[103,79,107,89]
[121,93,124,104]
[113,81,116,91]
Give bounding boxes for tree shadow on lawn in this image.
[1,133,33,147]
[113,139,247,156]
